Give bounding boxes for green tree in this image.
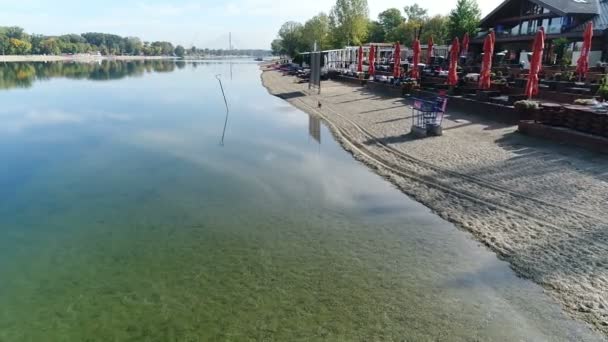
[8,38,32,54]
[302,13,331,51]
[378,8,404,42]
[40,38,61,55]
[271,39,284,56]
[4,26,26,40]
[367,21,385,43]
[397,20,422,47]
[329,0,369,47]
[398,4,428,45]
[421,15,449,45]
[29,34,45,54]
[278,21,304,57]
[448,0,481,40]
[60,34,87,44]
[151,41,174,55]
[190,46,197,55]
[552,37,569,65]
[124,37,143,55]
[0,36,9,55]
[403,4,429,22]
[174,45,186,57]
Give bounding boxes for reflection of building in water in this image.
[308,115,321,144]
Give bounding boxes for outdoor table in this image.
[489,96,509,105]
[540,80,558,90]
[477,90,500,102]
[566,87,592,95]
[464,73,480,82]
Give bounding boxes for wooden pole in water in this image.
[215,74,229,146]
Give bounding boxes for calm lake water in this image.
[0,60,603,341]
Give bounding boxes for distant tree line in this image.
[0,26,187,57]
[188,47,272,57]
[271,0,482,57]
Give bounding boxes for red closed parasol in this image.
[525,28,545,99]
[357,45,363,73]
[447,37,460,86]
[479,31,496,89]
[427,36,434,66]
[369,45,376,77]
[462,33,470,57]
[393,43,401,78]
[412,39,421,80]
[576,22,593,80]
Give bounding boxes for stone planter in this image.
[602,115,608,138]
[563,108,578,129]
[516,107,537,121]
[590,113,606,136]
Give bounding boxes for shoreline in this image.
[261,67,608,336]
[0,55,177,62]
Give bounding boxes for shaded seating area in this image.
[288,20,608,152]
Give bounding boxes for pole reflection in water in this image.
[308,114,321,144]
[220,106,230,146]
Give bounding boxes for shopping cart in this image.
[410,93,447,137]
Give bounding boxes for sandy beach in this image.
[261,68,608,335]
[0,55,176,62]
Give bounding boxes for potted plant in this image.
[491,77,508,91]
[597,75,608,101]
[514,100,539,120]
[574,98,597,106]
[402,79,418,96]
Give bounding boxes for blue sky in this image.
[0,0,502,49]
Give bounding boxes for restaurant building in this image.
[475,0,608,66]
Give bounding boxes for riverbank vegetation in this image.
[0,26,185,57]
[0,60,181,90]
[271,0,482,57]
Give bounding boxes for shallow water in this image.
[0,60,603,341]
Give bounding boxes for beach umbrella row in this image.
[577,21,594,80]
[411,39,421,80]
[447,37,460,86]
[479,31,496,90]
[357,45,363,73]
[369,45,376,77]
[462,33,470,58]
[525,28,545,99]
[427,37,434,66]
[394,43,402,79]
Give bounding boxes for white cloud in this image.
[0,108,131,133]
[135,2,203,16]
